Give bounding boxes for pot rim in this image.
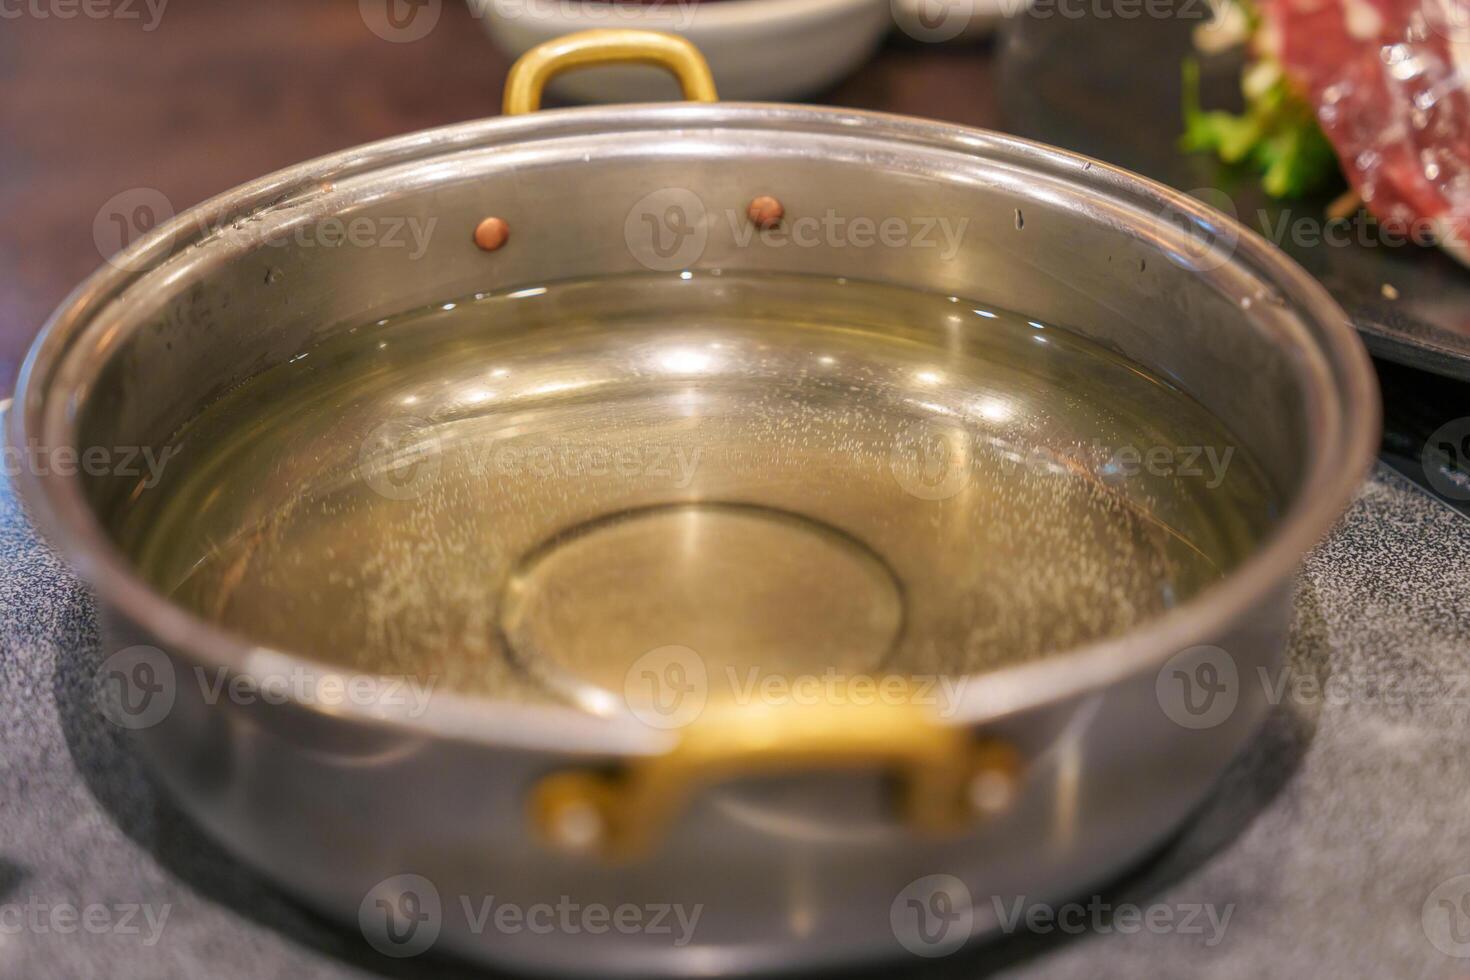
[8,102,1381,752]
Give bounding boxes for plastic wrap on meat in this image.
[1264,0,1470,264]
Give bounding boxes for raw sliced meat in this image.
[1263,0,1470,264]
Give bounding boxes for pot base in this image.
[498,501,905,718]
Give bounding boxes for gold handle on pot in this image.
[503,29,720,116]
[530,695,1019,863]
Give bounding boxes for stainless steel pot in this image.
[9,30,1378,975]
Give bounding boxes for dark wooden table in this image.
[0,1,998,396]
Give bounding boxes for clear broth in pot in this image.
[114,272,1279,711]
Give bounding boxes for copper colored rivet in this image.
[747,195,784,230]
[474,216,510,252]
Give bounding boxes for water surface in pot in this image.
[113,271,1279,710]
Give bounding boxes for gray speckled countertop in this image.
[3,462,1470,980]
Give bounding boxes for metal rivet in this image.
[474,216,510,252]
[968,767,1016,816]
[549,799,605,853]
[747,195,784,230]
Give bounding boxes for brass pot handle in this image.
[530,696,1019,863]
[503,29,720,116]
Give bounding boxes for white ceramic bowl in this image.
[890,0,1032,42]
[473,0,893,102]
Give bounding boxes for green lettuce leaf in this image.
[1180,55,1340,198]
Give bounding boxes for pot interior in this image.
[45,107,1358,712]
[96,270,1279,710]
